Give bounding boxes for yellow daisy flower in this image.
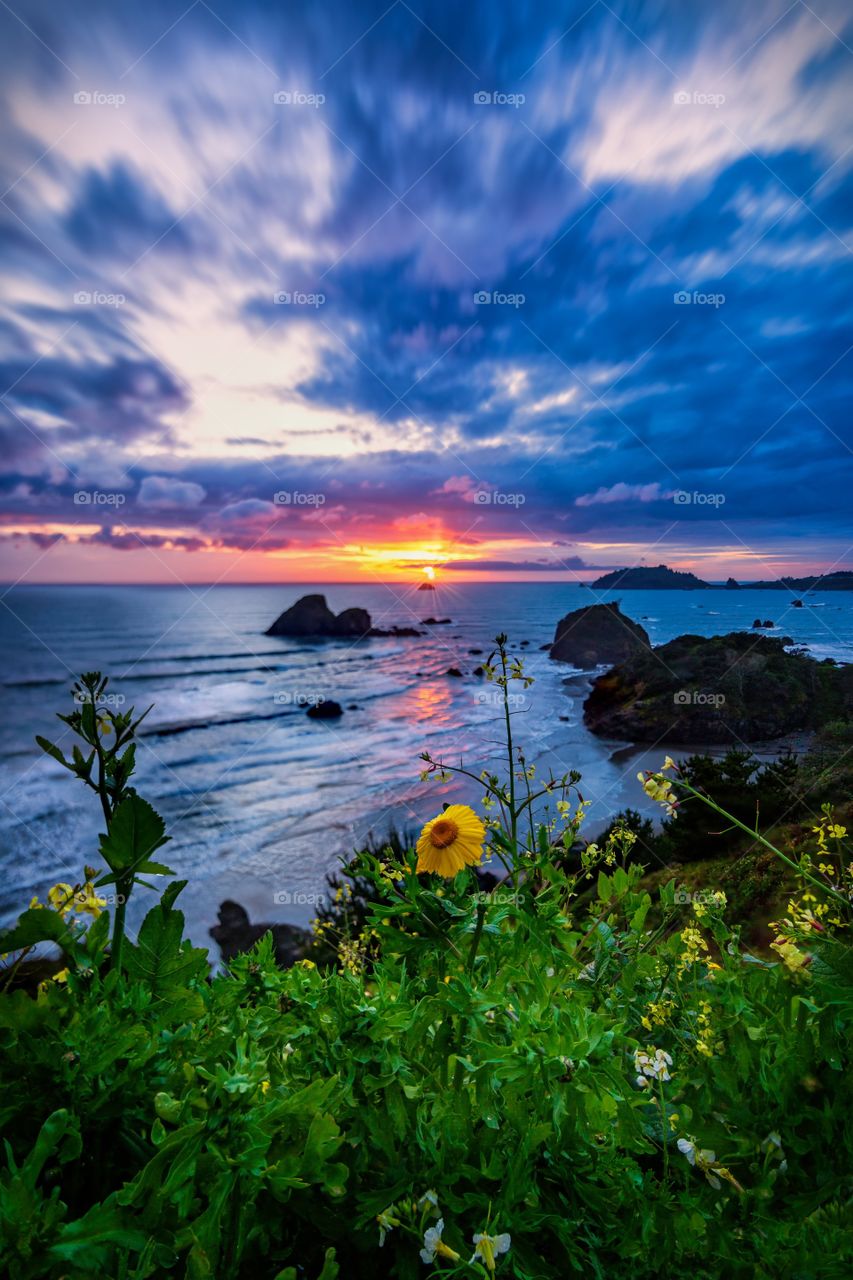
[416,804,485,877]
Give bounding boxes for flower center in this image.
[429,818,459,849]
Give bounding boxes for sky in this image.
[0,0,851,585]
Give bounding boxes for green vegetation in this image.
[600,737,853,944]
[583,631,853,743]
[1,644,852,1278]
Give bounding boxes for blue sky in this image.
[0,0,851,583]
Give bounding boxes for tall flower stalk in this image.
[34,672,173,972]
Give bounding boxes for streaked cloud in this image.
[0,0,850,581]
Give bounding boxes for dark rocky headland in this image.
[583,631,853,744]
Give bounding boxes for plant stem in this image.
[467,902,487,976]
[90,691,112,829]
[659,1078,669,1185]
[498,641,518,883]
[678,781,849,908]
[111,882,129,974]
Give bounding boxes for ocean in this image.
[2,582,851,952]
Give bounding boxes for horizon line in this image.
[0,577,843,589]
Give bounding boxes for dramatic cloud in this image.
[576,482,670,506]
[443,557,611,572]
[0,0,850,581]
[137,475,207,509]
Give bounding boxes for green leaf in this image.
[84,909,111,960]
[630,899,650,933]
[0,907,77,955]
[98,792,170,875]
[70,744,95,778]
[134,860,176,877]
[161,879,188,913]
[80,700,97,742]
[302,1111,343,1179]
[51,1196,149,1263]
[8,1109,71,1190]
[123,888,208,999]
[317,1250,339,1280]
[35,735,72,770]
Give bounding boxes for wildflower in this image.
[641,998,674,1032]
[770,938,810,973]
[46,884,75,917]
[72,881,106,919]
[678,924,709,974]
[677,1136,742,1191]
[470,1230,511,1271]
[692,998,723,1057]
[652,1047,672,1080]
[417,1189,439,1211]
[420,1219,460,1264]
[677,1137,721,1188]
[259,1079,271,1095]
[338,937,367,975]
[377,1208,401,1246]
[634,1046,673,1085]
[37,967,69,993]
[416,804,486,877]
[638,771,678,816]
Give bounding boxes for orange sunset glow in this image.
[0,515,839,586]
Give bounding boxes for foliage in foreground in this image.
[1,645,852,1279]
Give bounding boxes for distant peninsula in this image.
[587,564,709,590]
[585,565,853,591]
[745,571,853,591]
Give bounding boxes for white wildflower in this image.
[470,1230,511,1271]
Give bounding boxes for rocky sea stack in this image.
[583,631,853,744]
[266,593,422,638]
[549,602,651,667]
[306,699,344,719]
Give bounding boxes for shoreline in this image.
[1,584,851,953]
